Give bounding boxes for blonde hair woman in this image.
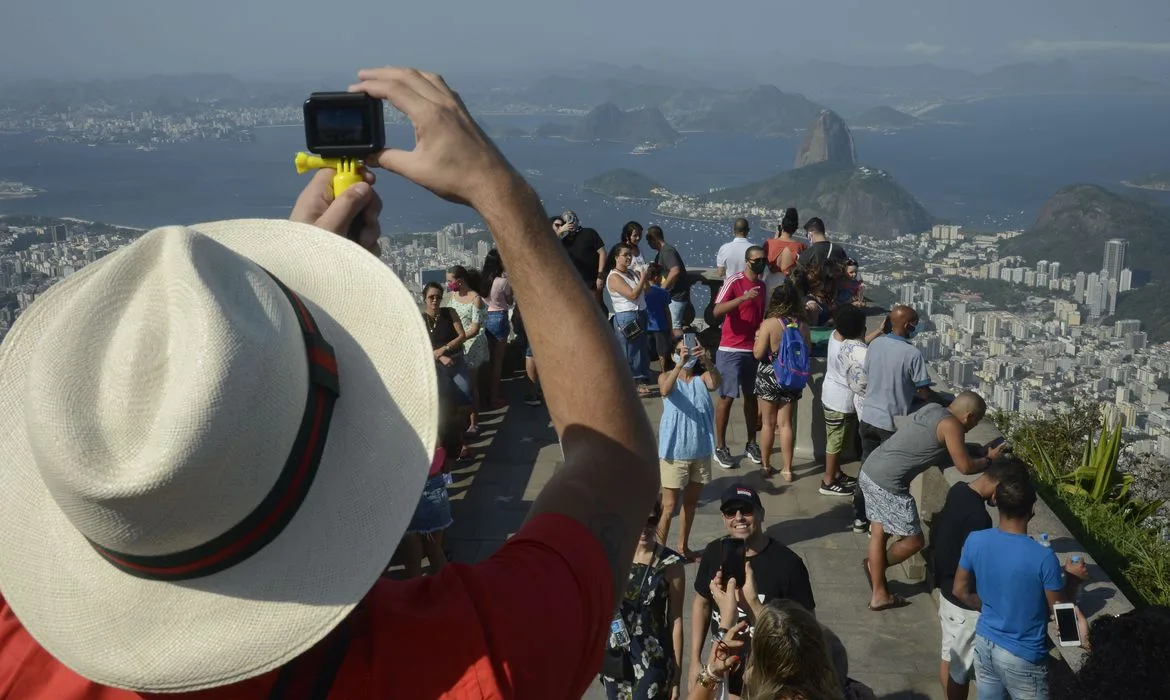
[692,563,844,700]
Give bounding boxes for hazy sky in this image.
[4,0,1170,80]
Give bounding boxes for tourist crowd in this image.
[0,64,1163,700]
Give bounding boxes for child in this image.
[838,259,865,307]
[398,379,462,577]
[643,263,673,372]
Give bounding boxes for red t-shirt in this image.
[714,272,766,352]
[0,514,611,699]
[764,239,806,274]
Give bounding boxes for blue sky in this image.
[4,0,1169,80]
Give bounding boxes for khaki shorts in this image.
[939,596,980,683]
[824,409,856,455]
[659,457,712,489]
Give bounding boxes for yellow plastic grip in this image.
[294,152,365,198]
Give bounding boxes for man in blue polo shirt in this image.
[852,305,937,533]
[952,470,1087,700]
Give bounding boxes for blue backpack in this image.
[772,318,810,392]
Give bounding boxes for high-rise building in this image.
[1126,332,1148,351]
[950,359,976,386]
[1048,261,1060,280]
[1074,271,1086,301]
[1036,260,1048,275]
[1108,278,1119,316]
[1103,238,1128,282]
[985,314,1002,338]
[436,229,451,256]
[952,302,967,327]
[1119,268,1133,292]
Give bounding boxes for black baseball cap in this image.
[720,484,763,513]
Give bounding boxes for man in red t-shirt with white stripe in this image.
[711,245,768,470]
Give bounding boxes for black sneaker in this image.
[819,480,854,497]
[744,441,762,465]
[714,447,737,470]
[851,519,870,534]
[836,473,858,487]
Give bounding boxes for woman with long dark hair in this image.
[621,221,647,274]
[445,265,488,438]
[764,208,806,300]
[606,242,653,396]
[752,282,811,480]
[480,249,512,408]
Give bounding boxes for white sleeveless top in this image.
[607,269,645,313]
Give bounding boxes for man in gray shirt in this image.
[859,392,1008,611]
[851,305,937,533]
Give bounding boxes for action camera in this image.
[303,92,385,158]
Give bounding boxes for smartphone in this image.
[720,537,746,586]
[1053,603,1081,647]
[682,332,700,370]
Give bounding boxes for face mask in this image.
[672,354,682,364]
[446,280,459,292]
[749,259,767,275]
[907,324,919,339]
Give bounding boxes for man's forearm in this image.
[690,599,710,663]
[475,177,658,603]
[713,297,743,319]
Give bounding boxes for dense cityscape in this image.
[4,214,1167,478]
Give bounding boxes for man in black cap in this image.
[689,484,816,697]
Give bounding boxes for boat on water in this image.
[630,143,658,155]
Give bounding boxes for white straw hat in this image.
[0,220,437,691]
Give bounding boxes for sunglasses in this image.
[720,505,754,518]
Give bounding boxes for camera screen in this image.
[315,107,370,146]
[1055,606,1079,643]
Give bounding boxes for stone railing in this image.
[680,270,1133,671]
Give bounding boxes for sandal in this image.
[869,595,911,612]
[759,465,777,478]
[781,469,794,482]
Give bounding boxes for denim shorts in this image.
[406,473,453,535]
[668,300,688,329]
[484,310,510,342]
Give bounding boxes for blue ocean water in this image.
[2,93,1168,259]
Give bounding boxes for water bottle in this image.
[1038,533,1051,548]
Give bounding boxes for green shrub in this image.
[996,403,1170,608]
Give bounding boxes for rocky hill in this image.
[794,110,856,169]
[715,161,934,237]
[666,84,826,137]
[1001,185,1170,274]
[584,169,662,199]
[535,103,678,146]
[849,106,920,129]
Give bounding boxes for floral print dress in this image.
[601,547,682,700]
[444,295,488,369]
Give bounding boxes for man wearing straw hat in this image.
[0,67,659,698]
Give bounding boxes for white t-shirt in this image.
[607,269,645,313]
[716,237,754,278]
[822,334,854,414]
[822,334,868,414]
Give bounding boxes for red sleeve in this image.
[714,276,739,304]
[455,513,612,698]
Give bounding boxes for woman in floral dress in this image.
[600,500,686,700]
[444,265,489,438]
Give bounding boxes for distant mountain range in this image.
[848,106,920,129]
[533,103,679,145]
[1001,184,1170,340]
[465,58,1167,121]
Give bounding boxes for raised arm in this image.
[355,68,658,606]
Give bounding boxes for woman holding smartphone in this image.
[657,334,720,560]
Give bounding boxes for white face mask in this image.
[672,353,682,364]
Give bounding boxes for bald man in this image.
[852,305,939,534]
[858,391,1008,611]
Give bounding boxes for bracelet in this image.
[696,665,721,689]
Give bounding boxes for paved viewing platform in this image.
[441,376,946,699]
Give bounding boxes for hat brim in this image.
[0,220,437,691]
